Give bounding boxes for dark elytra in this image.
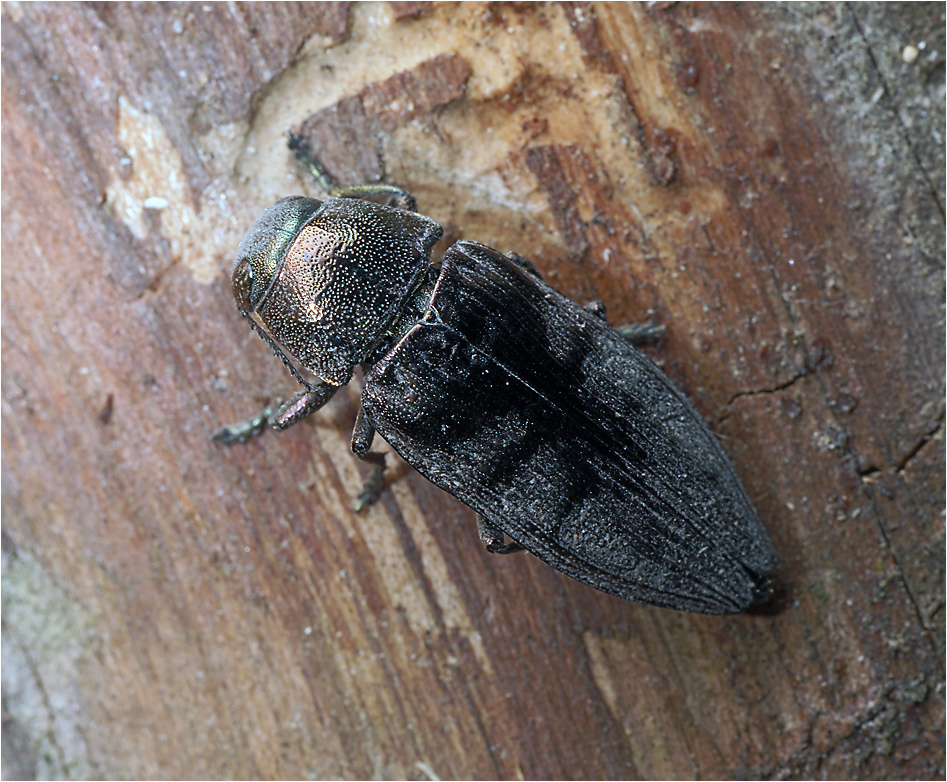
[217,144,777,614]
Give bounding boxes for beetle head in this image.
[232,196,442,387]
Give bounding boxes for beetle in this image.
[215,136,776,614]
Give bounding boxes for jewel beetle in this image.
[216,138,777,614]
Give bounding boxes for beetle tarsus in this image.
[581,301,664,344]
[585,302,666,346]
[478,515,526,554]
[616,322,666,345]
[212,406,274,444]
[287,132,336,193]
[355,451,387,512]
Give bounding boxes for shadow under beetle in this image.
[216,136,776,614]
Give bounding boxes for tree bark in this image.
[2,2,943,779]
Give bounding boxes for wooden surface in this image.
[2,2,944,779]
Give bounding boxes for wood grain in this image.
[2,3,943,779]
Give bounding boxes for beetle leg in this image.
[287,132,336,192]
[582,299,664,344]
[478,515,526,554]
[328,184,417,212]
[287,133,417,211]
[212,405,276,444]
[352,406,388,512]
[351,405,376,455]
[354,452,387,513]
[505,252,545,280]
[213,383,338,444]
[584,299,608,321]
[272,384,339,430]
[616,322,666,345]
